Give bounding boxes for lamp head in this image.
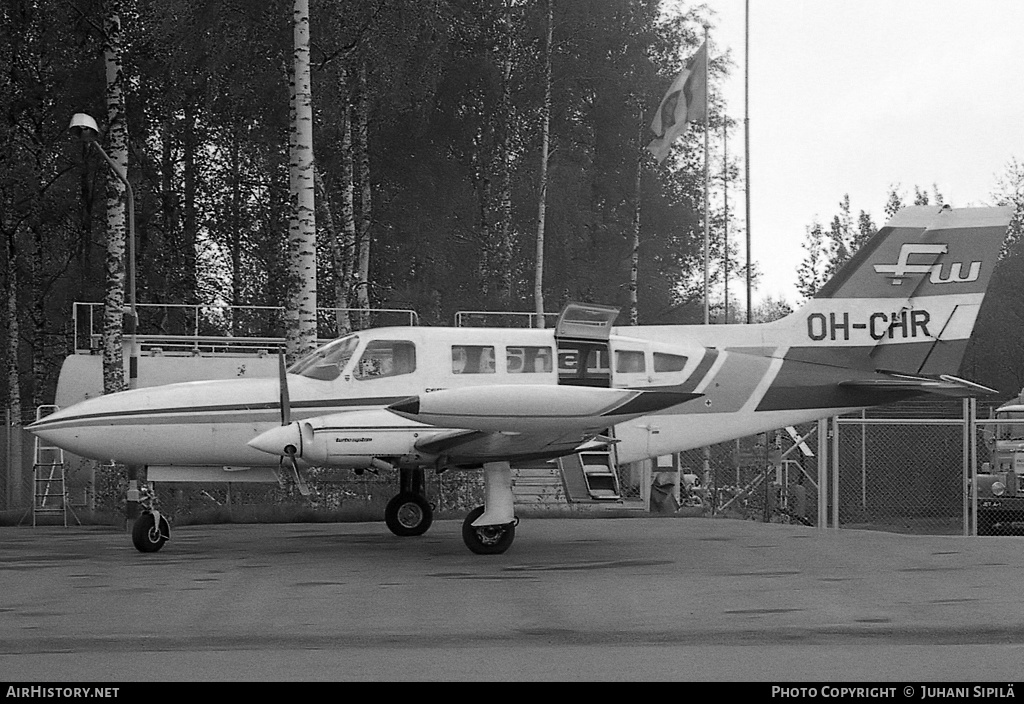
[68,113,100,142]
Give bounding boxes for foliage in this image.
[796,194,876,300]
[0,0,745,410]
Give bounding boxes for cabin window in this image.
[615,350,646,374]
[290,335,359,380]
[354,340,416,380]
[451,345,495,374]
[506,346,552,373]
[654,352,688,373]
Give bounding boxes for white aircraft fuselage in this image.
[27,205,1016,554]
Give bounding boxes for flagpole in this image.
[744,0,752,323]
[703,24,710,326]
[723,117,729,324]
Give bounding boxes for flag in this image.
[646,41,708,164]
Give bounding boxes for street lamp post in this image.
[69,112,140,519]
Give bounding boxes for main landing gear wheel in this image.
[385,492,434,537]
[461,505,516,555]
[132,512,170,553]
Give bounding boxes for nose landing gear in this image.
[131,484,170,553]
[384,467,434,537]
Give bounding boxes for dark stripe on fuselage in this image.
[679,348,720,392]
[605,391,702,417]
[30,396,406,430]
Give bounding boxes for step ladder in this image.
[558,440,622,502]
[577,449,621,500]
[31,405,78,526]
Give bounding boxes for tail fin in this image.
[785,205,1013,375]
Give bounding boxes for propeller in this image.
[277,348,310,497]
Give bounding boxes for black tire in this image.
[132,512,169,553]
[461,505,516,555]
[385,492,433,537]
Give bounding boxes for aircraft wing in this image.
[391,384,699,465]
[388,384,700,433]
[413,426,613,465]
[839,372,997,398]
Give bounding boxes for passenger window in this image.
[506,346,552,373]
[654,353,688,372]
[452,345,495,374]
[615,350,646,374]
[354,340,416,380]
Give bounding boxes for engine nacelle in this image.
[248,409,433,468]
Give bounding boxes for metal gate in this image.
[832,409,971,535]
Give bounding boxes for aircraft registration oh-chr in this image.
[30,205,1014,554]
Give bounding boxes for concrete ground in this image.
[2,515,1023,682]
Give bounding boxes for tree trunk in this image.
[340,115,356,333]
[181,103,198,305]
[5,223,21,427]
[314,164,351,336]
[5,225,22,509]
[355,63,371,329]
[102,1,127,395]
[533,0,553,327]
[496,0,514,304]
[286,0,318,360]
[629,111,642,325]
[30,222,45,410]
[159,116,179,323]
[229,125,243,334]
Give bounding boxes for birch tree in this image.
[286,0,317,360]
[335,81,357,334]
[101,0,128,394]
[533,0,552,327]
[354,62,372,329]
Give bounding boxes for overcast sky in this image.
[692,0,1024,306]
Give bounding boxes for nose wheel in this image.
[132,511,170,553]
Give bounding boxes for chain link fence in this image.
[833,418,968,534]
[677,427,823,526]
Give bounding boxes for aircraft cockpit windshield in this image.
[289,335,359,380]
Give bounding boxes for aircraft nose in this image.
[248,423,303,457]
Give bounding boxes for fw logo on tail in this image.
[873,243,981,285]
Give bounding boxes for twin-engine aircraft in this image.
[30,205,1013,554]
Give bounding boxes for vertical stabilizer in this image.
[784,205,1013,375]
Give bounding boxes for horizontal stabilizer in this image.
[839,372,997,398]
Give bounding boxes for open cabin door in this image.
[555,303,619,389]
[553,303,622,500]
